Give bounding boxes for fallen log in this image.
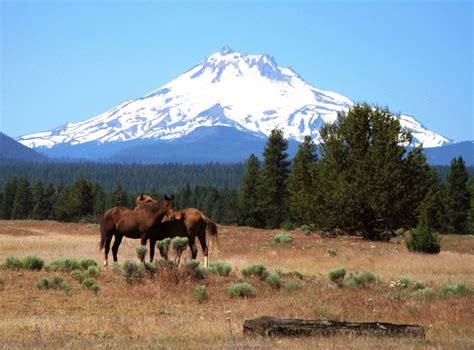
[243,316,425,338]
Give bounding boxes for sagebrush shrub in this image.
[345,271,376,288]
[80,259,98,270]
[71,269,85,283]
[441,283,472,297]
[156,238,171,259]
[273,233,293,244]
[284,280,303,292]
[412,287,435,299]
[241,264,269,280]
[206,261,232,276]
[22,256,44,271]
[265,273,282,289]
[36,277,50,290]
[228,282,253,298]
[82,277,97,288]
[194,285,207,303]
[328,267,346,285]
[90,283,100,294]
[87,265,99,277]
[136,245,147,261]
[3,256,23,269]
[123,260,144,284]
[47,258,80,272]
[411,280,426,291]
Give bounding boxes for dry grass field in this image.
[0,220,473,349]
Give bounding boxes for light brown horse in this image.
[136,195,219,267]
[99,194,174,268]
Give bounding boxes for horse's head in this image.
[135,193,154,211]
[163,194,175,221]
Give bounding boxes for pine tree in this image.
[259,129,291,228]
[12,177,32,219]
[31,180,51,220]
[54,186,74,222]
[467,177,474,234]
[287,136,318,225]
[406,215,440,254]
[70,178,93,220]
[110,184,128,207]
[418,183,448,233]
[238,154,263,227]
[446,157,470,234]
[318,104,422,240]
[91,182,106,215]
[45,184,57,220]
[1,177,18,219]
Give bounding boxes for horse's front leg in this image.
[149,238,156,262]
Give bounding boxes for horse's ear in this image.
[170,195,174,201]
[165,194,170,201]
[139,193,144,200]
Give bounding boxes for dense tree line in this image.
[238,104,474,238]
[1,104,472,238]
[0,162,244,193]
[0,178,238,224]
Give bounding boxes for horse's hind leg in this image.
[104,234,113,269]
[111,234,123,263]
[188,237,198,260]
[197,233,209,267]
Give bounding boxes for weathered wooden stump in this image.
[243,316,425,338]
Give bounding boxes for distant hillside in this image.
[0,132,48,163]
[424,141,474,165]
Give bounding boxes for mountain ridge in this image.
[17,47,451,153]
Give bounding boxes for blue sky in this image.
[1,0,472,142]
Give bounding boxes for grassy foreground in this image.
[0,220,473,349]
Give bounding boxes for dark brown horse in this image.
[136,195,219,267]
[99,194,174,268]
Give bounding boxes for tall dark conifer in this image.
[1,177,18,219]
[31,180,51,220]
[70,179,93,220]
[110,184,128,207]
[446,157,470,233]
[317,104,425,240]
[287,136,319,225]
[12,177,32,219]
[238,154,263,227]
[259,129,290,228]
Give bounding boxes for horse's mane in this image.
[141,199,166,213]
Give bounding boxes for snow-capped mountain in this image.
[17,46,451,153]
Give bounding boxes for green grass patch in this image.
[328,267,346,285]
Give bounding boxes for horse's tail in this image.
[202,214,219,255]
[99,212,107,251]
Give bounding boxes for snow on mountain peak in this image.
[17,48,452,149]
